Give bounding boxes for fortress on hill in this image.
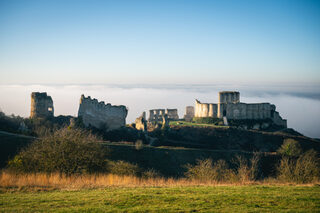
[29,90,287,131]
[195,91,287,127]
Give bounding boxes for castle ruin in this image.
[148,109,179,122]
[135,112,147,131]
[195,91,287,127]
[184,106,195,122]
[30,92,54,118]
[78,95,128,130]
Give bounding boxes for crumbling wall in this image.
[148,109,179,122]
[30,92,54,118]
[135,112,147,131]
[149,109,165,122]
[166,109,179,120]
[184,106,194,121]
[78,95,128,130]
[194,100,217,118]
[218,103,271,119]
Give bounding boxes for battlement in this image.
[80,95,128,112]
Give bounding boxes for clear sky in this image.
[0,0,320,84]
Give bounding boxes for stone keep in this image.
[78,95,128,130]
[195,91,287,127]
[30,92,54,118]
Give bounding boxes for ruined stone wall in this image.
[30,92,54,118]
[166,109,179,120]
[217,102,286,127]
[184,106,194,121]
[148,109,179,122]
[194,100,217,118]
[135,112,147,131]
[218,103,271,119]
[149,109,166,122]
[195,91,287,127]
[78,95,128,130]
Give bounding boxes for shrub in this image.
[142,168,161,179]
[108,160,141,176]
[8,128,106,175]
[184,158,235,182]
[277,138,302,157]
[277,149,320,183]
[233,154,261,182]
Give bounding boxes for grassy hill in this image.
[0,131,277,177]
[1,123,319,177]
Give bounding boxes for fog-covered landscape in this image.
[1,0,320,212]
[1,83,319,138]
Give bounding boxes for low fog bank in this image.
[0,84,319,138]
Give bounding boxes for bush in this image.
[233,154,260,182]
[277,139,302,157]
[142,168,161,179]
[185,159,235,182]
[277,149,320,183]
[108,160,141,176]
[8,128,107,175]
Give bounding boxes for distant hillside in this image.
[148,125,320,153]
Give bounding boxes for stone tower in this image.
[30,92,54,118]
[217,91,240,118]
[218,91,240,104]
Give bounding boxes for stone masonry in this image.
[78,95,128,131]
[148,109,179,122]
[195,91,287,127]
[184,106,194,122]
[30,92,54,118]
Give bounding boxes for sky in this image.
[0,1,320,138]
[0,0,320,84]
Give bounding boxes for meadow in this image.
[1,185,319,212]
[0,172,319,212]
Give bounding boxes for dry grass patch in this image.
[0,171,260,191]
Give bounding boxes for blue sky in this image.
[0,0,320,84]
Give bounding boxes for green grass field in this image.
[1,185,319,212]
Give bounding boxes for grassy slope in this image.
[0,186,319,212]
[105,143,274,177]
[0,131,278,177]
